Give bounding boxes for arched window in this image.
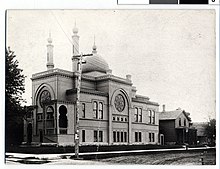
[46,106,54,120]
[39,90,51,107]
[184,119,186,126]
[82,103,85,118]
[148,110,152,123]
[59,105,68,128]
[99,102,103,119]
[93,101,98,119]
[152,110,155,124]
[139,108,142,122]
[179,118,181,126]
[46,106,54,134]
[134,108,138,122]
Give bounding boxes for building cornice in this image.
[132,98,159,106]
[97,74,133,85]
[31,69,132,87]
[66,88,108,97]
[81,74,133,86]
[32,68,73,80]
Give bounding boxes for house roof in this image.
[159,109,182,120]
[159,109,191,121]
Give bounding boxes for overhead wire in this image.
[50,11,109,72]
[50,11,79,54]
[50,11,110,154]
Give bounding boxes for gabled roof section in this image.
[159,109,182,120]
[159,108,192,121]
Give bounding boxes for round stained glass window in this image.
[40,90,51,107]
[114,94,125,112]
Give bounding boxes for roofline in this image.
[132,98,159,106]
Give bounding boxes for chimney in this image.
[126,74,131,81]
[162,104,165,112]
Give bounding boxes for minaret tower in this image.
[46,32,54,70]
[72,22,79,72]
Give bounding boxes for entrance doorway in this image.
[27,123,32,144]
[39,130,43,143]
[160,134,164,145]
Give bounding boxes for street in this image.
[94,150,216,165]
[6,150,215,165]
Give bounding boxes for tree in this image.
[5,47,25,147]
[204,118,216,146]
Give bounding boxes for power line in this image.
[50,11,79,53]
[50,11,108,72]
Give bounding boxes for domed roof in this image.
[72,27,78,34]
[82,53,109,73]
[72,22,78,34]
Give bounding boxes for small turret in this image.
[46,32,54,70]
[72,22,80,72]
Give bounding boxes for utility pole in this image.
[74,53,93,159]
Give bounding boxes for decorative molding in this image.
[132,122,159,126]
[96,74,133,86]
[32,68,73,80]
[56,100,75,105]
[132,98,159,106]
[66,88,108,97]
[112,113,128,117]
[32,68,133,87]
[79,118,108,122]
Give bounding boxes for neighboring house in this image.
[192,122,208,145]
[159,105,197,145]
[23,25,160,146]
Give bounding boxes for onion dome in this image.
[47,32,52,43]
[72,27,78,34]
[82,45,109,73]
[72,22,78,34]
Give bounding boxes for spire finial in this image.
[92,35,97,53]
[72,20,78,34]
[46,29,54,70]
[47,30,52,43]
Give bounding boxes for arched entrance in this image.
[27,123,32,144]
[59,105,68,134]
[160,134,164,145]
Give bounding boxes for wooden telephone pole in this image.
[74,53,92,159]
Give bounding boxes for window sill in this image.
[112,120,128,123]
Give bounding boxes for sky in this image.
[6,9,216,122]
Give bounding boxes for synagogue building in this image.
[24,25,162,146]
